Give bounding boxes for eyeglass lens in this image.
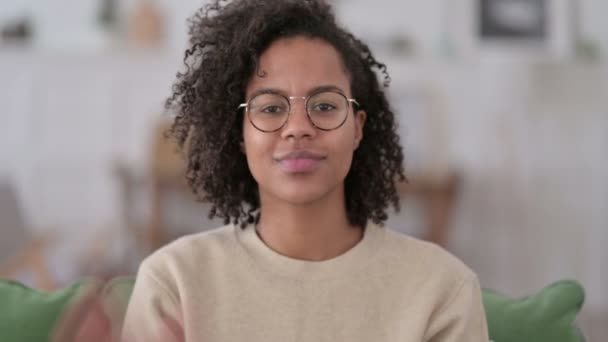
[247,91,349,132]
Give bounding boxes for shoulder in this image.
[371,225,481,317]
[376,224,477,287]
[137,225,238,285]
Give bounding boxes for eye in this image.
[312,103,337,112]
[261,104,287,114]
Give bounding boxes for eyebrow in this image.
[247,85,347,100]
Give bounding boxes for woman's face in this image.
[242,36,366,206]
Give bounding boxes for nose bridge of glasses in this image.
[264,96,310,135]
[287,96,308,101]
[283,95,307,116]
[287,96,308,112]
[284,96,314,130]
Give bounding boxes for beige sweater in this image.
[122,223,488,342]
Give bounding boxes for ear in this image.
[354,110,366,150]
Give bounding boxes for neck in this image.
[256,185,363,261]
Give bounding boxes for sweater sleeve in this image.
[424,275,489,342]
[121,265,184,342]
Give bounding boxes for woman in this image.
[122,0,489,341]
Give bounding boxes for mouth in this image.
[274,150,327,173]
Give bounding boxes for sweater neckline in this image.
[234,221,384,280]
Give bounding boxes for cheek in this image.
[242,121,261,153]
[329,129,357,172]
[242,125,274,173]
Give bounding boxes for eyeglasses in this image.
[238,90,359,132]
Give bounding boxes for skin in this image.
[242,36,367,261]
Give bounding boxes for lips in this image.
[275,150,326,173]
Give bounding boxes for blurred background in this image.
[0,0,606,338]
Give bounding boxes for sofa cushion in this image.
[483,279,586,342]
[99,276,136,341]
[1,277,586,342]
[101,277,587,342]
[0,279,90,342]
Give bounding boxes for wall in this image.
[2,0,606,54]
[1,0,607,314]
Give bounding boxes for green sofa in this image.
[0,277,586,342]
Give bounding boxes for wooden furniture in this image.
[0,183,56,290]
[115,120,192,256]
[146,121,190,252]
[116,120,460,254]
[397,173,461,248]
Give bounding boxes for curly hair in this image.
[166,0,406,228]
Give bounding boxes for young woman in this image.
[122,1,489,341]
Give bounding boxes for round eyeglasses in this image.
[238,90,359,132]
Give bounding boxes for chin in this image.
[255,169,345,206]
[271,181,339,206]
[285,196,326,206]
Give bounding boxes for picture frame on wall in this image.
[443,0,576,60]
[480,0,547,41]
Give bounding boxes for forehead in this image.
[246,36,351,97]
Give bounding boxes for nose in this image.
[280,98,317,141]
